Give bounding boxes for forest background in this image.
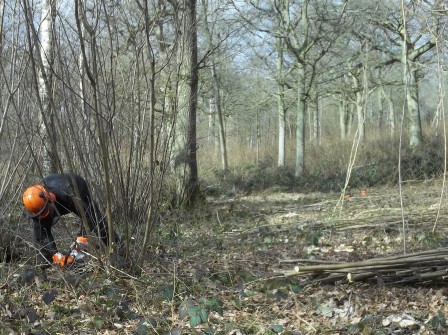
[1,0,448,334]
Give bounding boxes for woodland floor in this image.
[2,179,448,334]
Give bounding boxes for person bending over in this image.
[22,173,121,268]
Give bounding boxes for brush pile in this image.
[278,248,448,285]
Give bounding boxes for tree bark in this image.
[295,63,306,177]
[377,86,384,130]
[39,0,57,174]
[173,0,201,208]
[338,96,348,140]
[309,83,319,143]
[398,0,434,147]
[351,73,365,143]
[380,85,395,135]
[276,37,286,167]
[404,60,422,147]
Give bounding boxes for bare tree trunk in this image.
[256,108,260,165]
[400,3,425,147]
[211,66,228,173]
[387,94,395,135]
[338,96,347,140]
[381,85,395,135]
[278,98,286,167]
[173,0,201,208]
[295,63,306,177]
[213,107,220,154]
[0,0,5,141]
[347,103,355,136]
[276,37,286,167]
[0,0,3,57]
[279,0,310,178]
[207,99,213,144]
[78,40,94,164]
[351,74,365,143]
[377,86,384,130]
[201,0,228,172]
[309,84,319,142]
[404,61,422,147]
[278,100,286,167]
[39,0,57,174]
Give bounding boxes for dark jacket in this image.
[31,173,119,265]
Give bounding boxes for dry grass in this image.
[198,126,446,196]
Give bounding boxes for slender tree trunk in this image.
[78,46,94,163]
[352,74,365,142]
[278,98,286,167]
[405,61,422,147]
[276,37,286,167]
[256,107,260,165]
[207,98,213,144]
[338,96,347,140]
[201,0,228,172]
[213,107,220,153]
[0,0,5,141]
[388,95,395,135]
[39,0,57,174]
[211,64,228,172]
[347,103,355,135]
[309,85,319,142]
[295,64,306,177]
[378,87,384,129]
[381,85,395,135]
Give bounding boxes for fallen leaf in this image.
[42,289,58,305]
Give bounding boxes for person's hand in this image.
[52,251,74,268]
[70,236,89,251]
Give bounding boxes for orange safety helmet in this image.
[22,184,56,219]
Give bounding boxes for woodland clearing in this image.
[1,179,448,335]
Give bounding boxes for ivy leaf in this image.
[289,283,302,294]
[179,305,189,320]
[157,284,175,301]
[200,297,224,314]
[136,318,157,335]
[200,308,208,323]
[189,314,203,327]
[187,305,200,316]
[263,236,273,244]
[271,324,284,333]
[317,304,333,317]
[180,299,196,320]
[125,311,140,320]
[135,323,149,335]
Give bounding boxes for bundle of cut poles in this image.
[278,248,448,284]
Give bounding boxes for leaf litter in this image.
[1,181,448,334]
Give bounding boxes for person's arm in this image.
[73,175,122,248]
[82,194,123,249]
[32,219,58,267]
